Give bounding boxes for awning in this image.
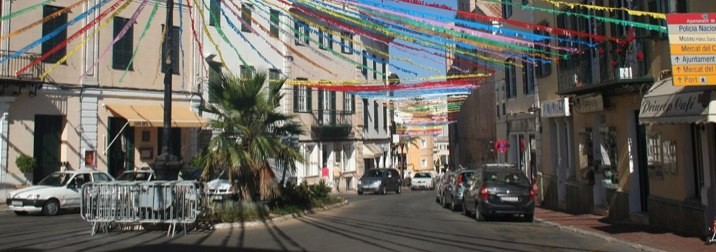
[105,104,207,128]
[362,144,383,159]
[639,78,716,124]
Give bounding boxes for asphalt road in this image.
[0,190,642,252]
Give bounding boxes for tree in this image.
[393,135,420,180]
[197,72,303,201]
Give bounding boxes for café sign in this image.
[640,91,710,118]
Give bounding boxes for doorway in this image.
[108,117,134,178]
[33,115,63,183]
[635,112,650,212]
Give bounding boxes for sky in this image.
[381,0,458,83]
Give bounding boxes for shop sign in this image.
[541,98,571,118]
[509,118,535,132]
[574,94,604,113]
[640,90,711,118]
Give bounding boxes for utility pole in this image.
[155,0,181,180]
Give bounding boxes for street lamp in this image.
[154,0,181,180]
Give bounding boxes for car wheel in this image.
[475,203,485,221]
[42,199,60,216]
[396,186,401,194]
[450,199,457,211]
[358,190,363,195]
[14,211,28,216]
[524,214,534,223]
[441,194,448,208]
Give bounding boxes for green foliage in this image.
[15,154,36,173]
[310,180,331,199]
[208,201,268,223]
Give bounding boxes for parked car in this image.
[6,169,114,216]
[442,169,476,211]
[411,171,434,190]
[435,171,453,204]
[463,163,535,222]
[206,170,237,201]
[358,168,402,195]
[116,167,155,181]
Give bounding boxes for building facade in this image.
[0,0,204,202]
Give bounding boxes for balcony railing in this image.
[311,110,353,139]
[558,40,650,94]
[0,50,44,81]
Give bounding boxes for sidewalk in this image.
[535,207,712,252]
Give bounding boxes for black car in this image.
[357,168,402,195]
[463,164,535,222]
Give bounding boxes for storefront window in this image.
[647,132,663,177]
[600,127,618,186]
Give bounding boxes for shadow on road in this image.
[105,244,298,252]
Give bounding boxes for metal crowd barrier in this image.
[81,181,201,236]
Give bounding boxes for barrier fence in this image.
[81,181,202,236]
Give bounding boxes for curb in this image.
[213,200,349,230]
[536,218,667,252]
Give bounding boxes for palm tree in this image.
[393,134,420,180]
[198,72,303,201]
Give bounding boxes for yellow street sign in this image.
[672,64,716,76]
[670,44,716,54]
[673,75,716,86]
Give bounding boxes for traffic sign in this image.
[494,139,508,153]
[667,13,716,86]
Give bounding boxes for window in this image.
[112,17,133,70]
[534,23,552,77]
[340,31,353,54]
[240,65,254,79]
[42,5,67,63]
[363,99,369,131]
[421,139,427,148]
[268,68,281,89]
[344,93,354,113]
[522,58,534,94]
[381,58,386,80]
[319,28,326,49]
[372,55,377,80]
[92,173,112,182]
[303,22,310,45]
[327,32,333,50]
[374,101,379,130]
[294,21,307,45]
[361,50,368,78]
[161,25,180,75]
[293,78,311,112]
[208,63,222,103]
[421,159,427,167]
[383,106,387,130]
[505,58,516,98]
[209,0,221,27]
[502,0,512,19]
[269,9,279,38]
[241,4,252,32]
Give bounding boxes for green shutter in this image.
[293,85,299,112]
[306,87,312,111]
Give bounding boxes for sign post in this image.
[667,13,716,86]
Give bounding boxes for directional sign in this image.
[667,13,716,86]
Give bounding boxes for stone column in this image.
[0,97,15,202]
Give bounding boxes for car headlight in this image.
[25,194,40,199]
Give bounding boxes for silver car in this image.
[358,169,402,195]
[442,169,475,211]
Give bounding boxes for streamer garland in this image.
[0,0,54,20]
[0,0,87,41]
[120,1,161,83]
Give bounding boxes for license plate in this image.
[12,200,23,207]
[501,197,519,202]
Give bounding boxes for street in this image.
[0,190,641,252]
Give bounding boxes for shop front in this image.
[639,78,716,235]
[540,98,573,209]
[102,103,206,178]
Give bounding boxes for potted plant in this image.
[16,154,36,183]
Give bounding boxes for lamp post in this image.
[155,0,181,180]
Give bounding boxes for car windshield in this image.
[37,172,72,186]
[484,171,530,187]
[414,173,431,178]
[364,170,383,177]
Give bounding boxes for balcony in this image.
[311,110,353,140]
[557,40,654,96]
[0,50,45,82]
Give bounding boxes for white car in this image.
[206,170,236,201]
[116,167,155,181]
[6,169,114,216]
[411,171,435,190]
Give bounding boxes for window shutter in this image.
[293,85,299,112]
[306,87,312,111]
